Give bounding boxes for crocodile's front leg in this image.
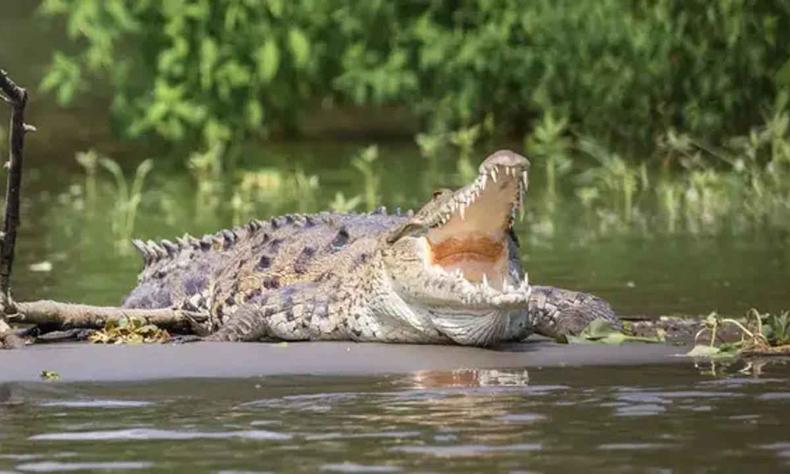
[528,285,621,340]
[207,283,330,342]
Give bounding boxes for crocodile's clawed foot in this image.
[529,285,621,340]
[168,334,205,344]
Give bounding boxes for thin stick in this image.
[0,69,32,309]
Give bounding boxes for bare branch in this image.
[0,69,29,309]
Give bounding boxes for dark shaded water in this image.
[1,365,790,472]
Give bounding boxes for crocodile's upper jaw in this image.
[426,159,525,290]
[380,150,531,344]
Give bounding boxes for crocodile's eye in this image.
[385,221,426,244]
[432,188,452,199]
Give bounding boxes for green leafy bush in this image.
[39,0,790,154]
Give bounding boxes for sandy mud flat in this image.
[0,340,691,382]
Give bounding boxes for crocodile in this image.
[122,150,619,346]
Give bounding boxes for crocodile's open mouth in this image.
[426,154,528,291]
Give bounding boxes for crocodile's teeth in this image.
[491,169,498,183]
[459,204,466,220]
[482,274,489,288]
[520,273,530,291]
[480,173,487,189]
[522,171,529,189]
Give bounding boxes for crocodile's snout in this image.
[381,149,532,342]
[422,149,529,290]
[479,149,531,175]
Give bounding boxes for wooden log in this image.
[8,300,207,332]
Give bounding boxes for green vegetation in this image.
[515,103,790,236]
[75,150,153,246]
[686,309,790,359]
[39,1,790,152]
[562,319,664,345]
[350,145,381,211]
[34,1,790,240]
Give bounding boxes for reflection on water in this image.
[1,364,789,472]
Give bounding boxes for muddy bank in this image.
[0,340,692,382]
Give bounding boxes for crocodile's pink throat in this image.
[426,167,520,290]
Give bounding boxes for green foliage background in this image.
[39,0,790,152]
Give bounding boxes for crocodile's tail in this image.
[123,215,320,309]
[123,220,266,309]
[123,210,408,310]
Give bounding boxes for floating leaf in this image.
[684,344,737,359]
[40,370,61,381]
[563,319,663,345]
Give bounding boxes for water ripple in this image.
[39,400,153,409]
[15,461,152,472]
[391,443,542,457]
[321,462,401,472]
[29,428,291,441]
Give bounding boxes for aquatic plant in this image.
[329,192,362,213]
[289,169,320,212]
[686,309,790,359]
[74,149,99,206]
[415,132,445,160]
[576,138,641,223]
[525,111,572,199]
[655,103,790,233]
[99,156,154,247]
[350,145,381,211]
[188,143,224,217]
[231,168,284,225]
[415,131,451,195]
[449,124,480,182]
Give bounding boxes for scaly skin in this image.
[123,151,620,346]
